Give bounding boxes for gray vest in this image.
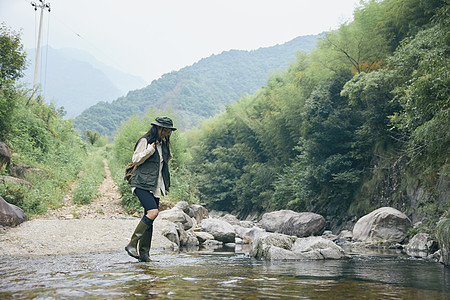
[130,141,171,193]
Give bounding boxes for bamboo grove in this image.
[184,0,449,228]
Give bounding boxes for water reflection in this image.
[0,249,448,299]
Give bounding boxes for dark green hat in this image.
[151,116,177,131]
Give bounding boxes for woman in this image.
[125,116,176,262]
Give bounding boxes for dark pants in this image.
[134,188,160,216]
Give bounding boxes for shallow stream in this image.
[1,247,449,299]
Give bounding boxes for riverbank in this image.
[0,159,169,256]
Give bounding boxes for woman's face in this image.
[158,127,172,140]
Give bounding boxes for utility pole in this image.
[31,0,51,98]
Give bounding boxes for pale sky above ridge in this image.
[1,0,361,84]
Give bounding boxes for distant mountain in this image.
[21,47,147,118]
[74,34,321,135]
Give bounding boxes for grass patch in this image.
[72,148,106,205]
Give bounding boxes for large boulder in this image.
[191,204,209,224]
[280,213,326,237]
[0,196,27,226]
[239,226,266,244]
[158,207,193,230]
[352,207,412,244]
[292,236,347,259]
[239,220,255,228]
[261,210,326,237]
[194,231,215,243]
[249,232,295,260]
[405,233,438,257]
[154,219,180,247]
[249,233,346,261]
[264,246,308,261]
[260,210,298,232]
[201,218,235,243]
[181,229,200,247]
[175,201,194,218]
[0,142,11,170]
[220,214,241,226]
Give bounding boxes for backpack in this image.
[124,162,138,184]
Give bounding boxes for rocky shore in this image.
[1,200,448,267]
[0,160,448,265]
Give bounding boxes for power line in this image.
[51,14,137,77]
[30,0,51,99]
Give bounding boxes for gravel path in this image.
[0,160,170,256]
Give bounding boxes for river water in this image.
[1,247,449,299]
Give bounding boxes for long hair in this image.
[135,125,170,152]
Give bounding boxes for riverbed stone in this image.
[191,204,209,224]
[264,245,308,261]
[233,224,254,240]
[241,227,266,244]
[158,207,193,230]
[194,231,215,243]
[405,233,438,257]
[240,221,255,228]
[352,207,412,244]
[0,196,27,227]
[155,219,180,247]
[202,239,223,249]
[220,214,241,226]
[201,218,235,243]
[280,212,326,237]
[261,210,326,237]
[292,236,347,259]
[338,230,353,240]
[260,210,299,232]
[184,230,200,247]
[249,232,295,260]
[175,201,194,218]
[322,230,338,241]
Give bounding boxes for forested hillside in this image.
[73,34,320,135]
[185,0,449,232]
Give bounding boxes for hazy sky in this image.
[1,0,361,83]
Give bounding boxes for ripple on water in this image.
[0,249,449,299]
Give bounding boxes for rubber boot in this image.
[125,216,152,259]
[138,225,153,262]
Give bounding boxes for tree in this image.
[0,24,27,139]
[0,23,27,83]
[317,1,390,74]
[83,130,100,146]
[388,24,449,173]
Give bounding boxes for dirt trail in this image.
[43,159,133,220]
[0,160,149,256]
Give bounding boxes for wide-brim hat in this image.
[151,116,177,131]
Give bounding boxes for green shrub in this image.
[108,157,142,214]
[436,217,450,250]
[0,180,27,207]
[72,149,105,205]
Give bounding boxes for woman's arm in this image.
[132,138,155,165]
